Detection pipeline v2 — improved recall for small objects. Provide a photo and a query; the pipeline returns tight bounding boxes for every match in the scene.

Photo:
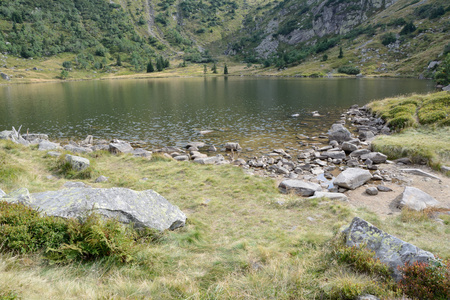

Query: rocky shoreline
[1,104,449,215]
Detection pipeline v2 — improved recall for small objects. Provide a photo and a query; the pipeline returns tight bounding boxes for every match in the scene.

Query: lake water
[0,77,434,156]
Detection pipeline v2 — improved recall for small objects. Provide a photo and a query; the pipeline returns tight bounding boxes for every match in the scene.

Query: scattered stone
[38,140,61,151]
[308,192,348,201]
[193,155,225,165]
[0,72,10,80]
[187,146,199,151]
[394,157,411,165]
[395,187,440,211]
[95,176,108,183]
[186,142,205,149]
[65,154,90,171]
[358,130,375,141]
[349,149,371,158]
[81,135,94,145]
[22,133,49,141]
[1,188,33,204]
[356,294,380,300]
[328,123,352,143]
[64,182,90,188]
[366,187,378,195]
[64,144,93,154]
[199,130,213,135]
[278,179,322,197]
[322,150,346,160]
[401,169,441,181]
[47,151,61,157]
[335,168,372,190]
[208,145,217,152]
[224,142,242,151]
[440,165,450,173]
[174,155,189,161]
[109,140,133,154]
[132,148,152,158]
[341,141,358,152]
[377,185,392,192]
[344,217,435,281]
[361,152,387,164]
[4,188,187,231]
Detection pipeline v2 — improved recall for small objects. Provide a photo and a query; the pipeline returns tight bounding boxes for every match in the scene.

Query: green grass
[368,92,450,169]
[0,139,449,298]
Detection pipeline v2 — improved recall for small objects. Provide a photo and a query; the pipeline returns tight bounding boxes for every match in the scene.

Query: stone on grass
[132,148,152,158]
[109,140,133,154]
[395,187,440,211]
[334,168,372,190]
[278,179,322,197]
[344,217,435,281]
[38,140,61,151]
[95,176,108,183]
[64,144,93,154]
[4,188,186,231]
[1,188,33,204]
[194,155,225,165]
[366,187,378,196]
[47,151,62,157]
[174,155,189,161]
[65,154,90,171]
[308,192,348,201]
[328,124,352,143]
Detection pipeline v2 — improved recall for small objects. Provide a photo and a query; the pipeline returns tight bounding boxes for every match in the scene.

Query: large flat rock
[279,179,322,196]
[344,217,435,281]
[334,168,372,190]
[2,187,186,231]
[395,186,440,211]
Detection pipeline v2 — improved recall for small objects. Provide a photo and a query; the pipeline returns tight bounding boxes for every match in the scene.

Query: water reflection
[0,77,433,156]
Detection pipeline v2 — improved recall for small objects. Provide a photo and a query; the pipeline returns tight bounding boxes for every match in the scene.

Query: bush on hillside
[400,21,416,35]
[434,54,450,86]
[338,65,360,75]
[381,32,396,46]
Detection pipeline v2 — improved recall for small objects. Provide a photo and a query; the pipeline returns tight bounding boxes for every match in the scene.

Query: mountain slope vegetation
[0,0,449,78]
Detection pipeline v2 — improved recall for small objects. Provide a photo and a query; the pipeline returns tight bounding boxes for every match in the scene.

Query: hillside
[0,0,449,79]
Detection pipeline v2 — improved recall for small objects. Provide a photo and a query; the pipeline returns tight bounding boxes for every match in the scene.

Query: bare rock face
[395,187,440,211]
[65,154,90,171]
[344,217,435,281]
[2,187,186,231]
[334,168,372,190]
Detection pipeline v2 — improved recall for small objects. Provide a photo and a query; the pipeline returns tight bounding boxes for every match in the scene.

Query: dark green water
[0,77,434,155]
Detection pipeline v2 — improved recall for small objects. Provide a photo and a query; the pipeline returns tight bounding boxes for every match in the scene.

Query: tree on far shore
[147,60,154,73]
[224,64,228,75]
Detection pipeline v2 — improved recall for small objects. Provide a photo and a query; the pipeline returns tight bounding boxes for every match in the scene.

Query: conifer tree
[212,62,217,74]
[116,55,122,66]
[224,64,228,75]
[338,47,343,59]
[147,60,154,73]
[156,56,163,71]
[203,65,207,74]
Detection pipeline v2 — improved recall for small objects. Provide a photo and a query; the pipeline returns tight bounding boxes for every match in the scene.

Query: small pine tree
[212,63,217,74]
[147,60,154,73]
[322,54,328,61]
[203,65,207,74]
[116,55,122,67]
[338,47,343,59]
[156,56,163,71]
[164,58,170,68]
[224,64,228,74]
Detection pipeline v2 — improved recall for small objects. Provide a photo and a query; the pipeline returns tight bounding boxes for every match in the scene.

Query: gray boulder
[132,148,152,158]
[443,84,450,92]
[174,155,189,161]
[349,149,371,158]
[377,185,393,192]
[95,176,108,183]
[395,187,440,211]
[38,140,61,151]
[308,192,348,201]
[361,152,387,164]
[22,133,49,141]
[335,168,372,190]
[401,169,441,180]
[1,188,33,204]
[193,155,226,165]
[47,151,62,157]
[328,124,352,143]
[322,150,346,160]
[366,187,378,195]
[344,217,435,281]
[65,154,90,171]
[358,131,375,141]
[186,142,205,149]
[341,141,358,152]
[279,179,322,197]
[1,72,11,80]
[109,140,133,154]
[4,188,186,231]
[224,142,242,151]
[64,144,93,154]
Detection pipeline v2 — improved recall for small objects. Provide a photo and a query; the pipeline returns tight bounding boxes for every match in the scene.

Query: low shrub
[0,202,68,253]
[381,32,397,46]
[336,245,391,278]
[398,258,450,300]
[338,65,360,75]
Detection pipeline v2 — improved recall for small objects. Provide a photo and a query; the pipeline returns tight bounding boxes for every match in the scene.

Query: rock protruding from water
[3,187,186,231]
[328,124,352,143]
[394,187,440,211]
[278,179,322,196]
[65,154,90,171]
[344,217,435,281]
[334,168,372,190]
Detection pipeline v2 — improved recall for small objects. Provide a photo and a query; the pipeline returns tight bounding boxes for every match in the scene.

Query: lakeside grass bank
[1,129,449,298]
